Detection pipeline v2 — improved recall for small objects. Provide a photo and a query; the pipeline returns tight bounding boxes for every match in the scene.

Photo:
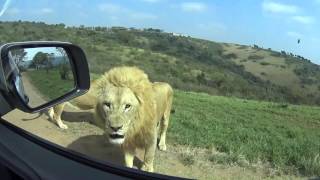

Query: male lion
[49,66,173,172]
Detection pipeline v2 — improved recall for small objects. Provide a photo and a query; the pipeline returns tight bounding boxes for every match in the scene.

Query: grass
[209,153,247,166]
[179,153,195,166]
[25,69,74,100]
[168,90,320,176]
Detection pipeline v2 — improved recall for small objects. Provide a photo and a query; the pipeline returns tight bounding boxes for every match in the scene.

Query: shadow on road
[67,134,143,169]
[61,111,94,123]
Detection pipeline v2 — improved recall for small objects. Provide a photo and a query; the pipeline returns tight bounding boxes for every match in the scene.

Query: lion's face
[97,85,140,145]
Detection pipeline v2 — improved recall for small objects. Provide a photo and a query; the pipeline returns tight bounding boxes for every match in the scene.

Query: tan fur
[49,66,173,172]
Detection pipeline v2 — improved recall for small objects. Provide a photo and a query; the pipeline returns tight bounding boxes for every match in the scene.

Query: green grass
[179,153,195,166]
[168,90,320,175]
[26,69,74,100]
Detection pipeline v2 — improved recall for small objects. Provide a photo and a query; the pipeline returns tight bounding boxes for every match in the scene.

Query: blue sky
[1,0,320,64]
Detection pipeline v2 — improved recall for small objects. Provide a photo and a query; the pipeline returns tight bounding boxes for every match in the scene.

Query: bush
[248,55,263,60]
[270,52,281,57]
[237,45,247,49]
[260,62,270,66]
[222,53,238,59]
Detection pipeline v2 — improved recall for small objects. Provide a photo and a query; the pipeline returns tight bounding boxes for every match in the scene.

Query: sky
[1,0,320,64]
[24,47,63,61]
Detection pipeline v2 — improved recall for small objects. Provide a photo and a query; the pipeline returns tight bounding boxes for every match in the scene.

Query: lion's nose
[110,125,123,132]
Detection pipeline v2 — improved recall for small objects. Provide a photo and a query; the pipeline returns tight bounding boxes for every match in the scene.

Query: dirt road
[1,76,306,180]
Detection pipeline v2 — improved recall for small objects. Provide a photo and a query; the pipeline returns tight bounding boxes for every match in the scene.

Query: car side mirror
[0,41,90,113]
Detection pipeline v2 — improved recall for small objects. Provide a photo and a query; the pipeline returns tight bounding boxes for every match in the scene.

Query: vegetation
[25,69,74,100]
[1,21,320,106]
[260,62,270,66]
[248,55,263,60]
[169,90,320,175]
[27,70,320,175]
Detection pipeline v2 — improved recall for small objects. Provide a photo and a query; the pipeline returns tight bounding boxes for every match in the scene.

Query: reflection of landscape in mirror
[10,47,74,108]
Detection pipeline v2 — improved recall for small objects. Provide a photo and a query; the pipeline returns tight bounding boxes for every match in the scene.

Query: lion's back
[153,82,173,119]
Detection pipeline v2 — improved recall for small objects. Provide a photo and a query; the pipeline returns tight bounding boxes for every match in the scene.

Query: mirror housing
[0,41,90,114]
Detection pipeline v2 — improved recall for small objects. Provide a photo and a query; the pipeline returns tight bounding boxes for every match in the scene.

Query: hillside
[1,21,320,105]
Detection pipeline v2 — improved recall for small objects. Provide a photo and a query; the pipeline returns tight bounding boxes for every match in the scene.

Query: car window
[1,0,320,179]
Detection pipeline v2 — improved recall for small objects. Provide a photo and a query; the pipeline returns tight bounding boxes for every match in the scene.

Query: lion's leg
[53,103,68,129]
[123,151,134,168]
[158,105,171,151]
[141,131,157,172]
[48,107,54,120]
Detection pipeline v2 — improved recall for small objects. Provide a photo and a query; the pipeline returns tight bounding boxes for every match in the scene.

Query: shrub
[270,52,281,57]
[248,55,263,60]
[179,153,195,166]
[260,62,270,66]
[237,45,247,50]
[222,53,238,59]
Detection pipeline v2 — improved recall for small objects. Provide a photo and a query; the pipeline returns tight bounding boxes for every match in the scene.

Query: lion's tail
[170,109,175,114]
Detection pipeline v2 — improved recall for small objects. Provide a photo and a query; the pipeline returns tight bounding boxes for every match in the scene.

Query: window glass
[1,0,320,179]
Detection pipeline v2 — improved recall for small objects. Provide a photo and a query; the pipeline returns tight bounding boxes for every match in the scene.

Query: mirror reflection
[8,47,75,108]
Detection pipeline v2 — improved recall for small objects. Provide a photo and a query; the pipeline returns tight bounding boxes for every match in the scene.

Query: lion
[48,66,173,172]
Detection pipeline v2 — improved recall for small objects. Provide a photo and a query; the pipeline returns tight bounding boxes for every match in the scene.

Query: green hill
[1,21,320,105]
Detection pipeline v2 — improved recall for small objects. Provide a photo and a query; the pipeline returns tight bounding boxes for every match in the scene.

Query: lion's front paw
[48,108,54,120]
[158,143,167,151]
[57,122,68,129]
[141,163,154,172]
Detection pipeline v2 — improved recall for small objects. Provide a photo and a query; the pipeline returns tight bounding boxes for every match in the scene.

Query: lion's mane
[94,66,157,151]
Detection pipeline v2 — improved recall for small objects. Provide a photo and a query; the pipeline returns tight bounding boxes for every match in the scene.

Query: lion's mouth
[109,133,124,139]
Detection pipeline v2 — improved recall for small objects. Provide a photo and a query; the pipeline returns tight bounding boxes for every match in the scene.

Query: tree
[197,72,207,85]
[56,47,71,80]
[32,52,52,73]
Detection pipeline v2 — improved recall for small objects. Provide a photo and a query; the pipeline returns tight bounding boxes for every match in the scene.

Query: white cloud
[40,8,53,14]
[262,1,299,14]
[287,31,302,38]
[291,15,315,24]
[181,2,207,12]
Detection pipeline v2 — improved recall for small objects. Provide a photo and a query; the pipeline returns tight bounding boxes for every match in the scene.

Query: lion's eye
[103,102,111,108]
[125,104,131,109]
